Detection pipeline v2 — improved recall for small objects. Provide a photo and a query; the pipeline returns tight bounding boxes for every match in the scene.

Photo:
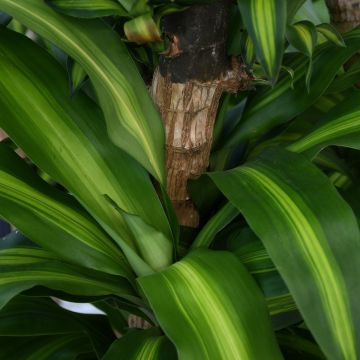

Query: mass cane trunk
[151,0,248,227]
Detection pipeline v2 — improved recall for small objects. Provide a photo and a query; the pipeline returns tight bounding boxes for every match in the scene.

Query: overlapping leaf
[139,249,283,360]
[238,0,286,83]
[0,0,165,182]
[288,93,360,156]
[0,247,136,310]
[222,28,360,149]
[210,148,360,359]
[0,27,172,257]
[103,329,176,360]
[0,143,131,277]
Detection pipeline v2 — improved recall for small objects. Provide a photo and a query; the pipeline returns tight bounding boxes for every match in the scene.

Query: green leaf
[106,196,173,272]
[0,0,165,182]
[288,92,360,156]
[138,249,283,360]
[237,0,286,83]
[326,60,360,94]
[0,143,131,277]
[192,202,239,249]
[124,13,162,44]
[46,0,128,18]
[103,329,177,360]
[0,334,93,360]
[222,28,360,149]
[210,148,360,359]
[0,27,171,251]
[67,57,88,96]
[287,0,306,23]
[316,23,346,47]
[0,247,136,310]
[0,294,117,357]
[286,20,317,89]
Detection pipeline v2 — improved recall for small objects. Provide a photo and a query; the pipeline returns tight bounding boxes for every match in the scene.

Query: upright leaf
[223,28,360,149]
[138,249,283,360]
[237,0,286,83]
[286,21,317,90]
[0,27,171,251]
[0,0,165,182]
[210,148,360,359]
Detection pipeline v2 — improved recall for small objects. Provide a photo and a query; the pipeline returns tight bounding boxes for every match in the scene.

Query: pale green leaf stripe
[0,27,171,250]
[139,250,282,360]
[289,111,360,153]
[0,247,135,309]
[238,167,354,358]
[317,23,345,47]
[0,169,131,276]
[287,21,316,56]
[0,0,165,182]
[210,148,360,359]
[102,329,176,360]
[136,338,163,359]
[238,0,286,82]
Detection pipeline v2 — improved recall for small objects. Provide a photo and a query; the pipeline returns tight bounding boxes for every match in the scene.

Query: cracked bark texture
[326,0,360,32]
[151,1,250,227]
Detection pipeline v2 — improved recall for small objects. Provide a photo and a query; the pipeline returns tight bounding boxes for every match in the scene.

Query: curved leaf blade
[46,0,128,18]
[0,0,165,182]
[103,329,177,360]
[0,27,171,249]
[138,249,283,360]
[0,143,131,277]
[210,148,360,359]
[288,93,360,155]
[223,28,360,149]
[0,247,136,310]
[238,0,286,83]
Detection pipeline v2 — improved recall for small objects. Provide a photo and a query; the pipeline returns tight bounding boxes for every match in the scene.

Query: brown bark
[151,1,251,228]
[326,0,360,32]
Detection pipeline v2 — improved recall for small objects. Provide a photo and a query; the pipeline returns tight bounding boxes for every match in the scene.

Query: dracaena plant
[0,0,359,359]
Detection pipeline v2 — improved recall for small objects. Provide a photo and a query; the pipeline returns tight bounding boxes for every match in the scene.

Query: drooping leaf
[0,27,171,253]
[103,328,177,360]
[45,0,128,18]
[0,247,136,310]
[316,23,345,47]
[288,93,360,156]
[138,249,283,360]
[237,0,286,83]
[210,148,360,359]
[0,143,131,277]
[0,0,165,182]
[222,28,360,149]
